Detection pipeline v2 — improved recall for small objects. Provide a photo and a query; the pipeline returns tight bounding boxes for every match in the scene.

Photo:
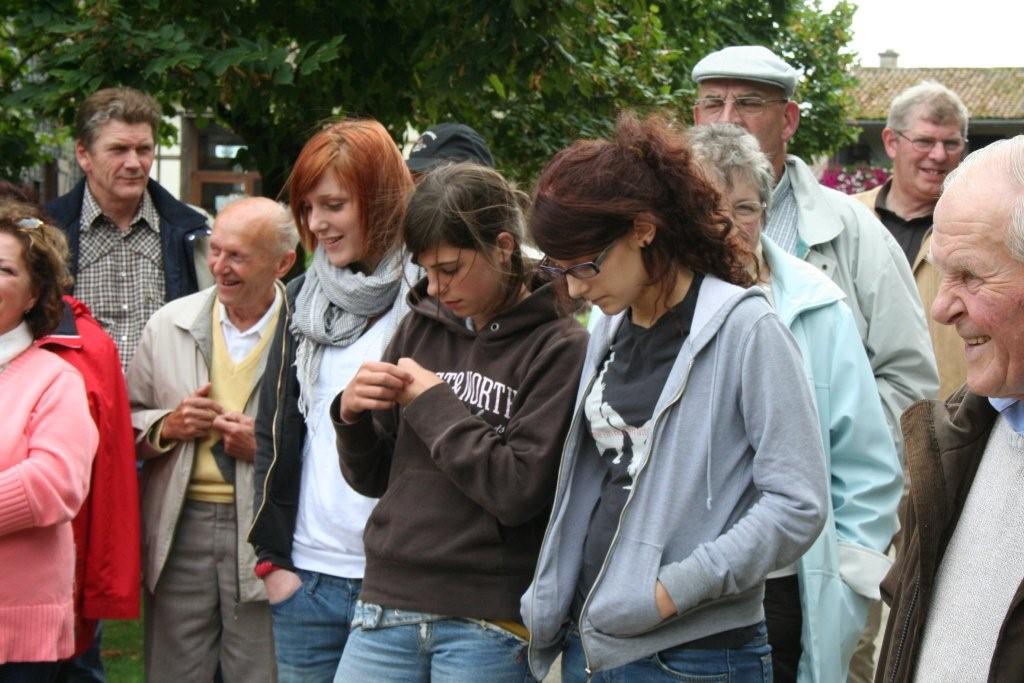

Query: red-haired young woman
[248,119,417,683]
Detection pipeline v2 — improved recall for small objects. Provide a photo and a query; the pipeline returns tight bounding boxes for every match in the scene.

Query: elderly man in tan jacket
[855,81,970,400]
[127,197,296,683]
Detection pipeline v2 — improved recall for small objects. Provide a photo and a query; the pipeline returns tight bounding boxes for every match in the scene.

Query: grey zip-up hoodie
[521,275,828,678]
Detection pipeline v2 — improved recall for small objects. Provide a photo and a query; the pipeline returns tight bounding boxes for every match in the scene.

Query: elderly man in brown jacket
[876,136,1024,682]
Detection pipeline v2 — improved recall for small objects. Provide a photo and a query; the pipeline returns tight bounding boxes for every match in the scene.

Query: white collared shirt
[218,288,282,363]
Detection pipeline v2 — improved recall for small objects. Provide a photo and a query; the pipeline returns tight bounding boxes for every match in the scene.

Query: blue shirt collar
[989,397,1024,434]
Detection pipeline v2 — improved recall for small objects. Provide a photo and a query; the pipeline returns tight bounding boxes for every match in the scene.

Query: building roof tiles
[851,67,1024,120]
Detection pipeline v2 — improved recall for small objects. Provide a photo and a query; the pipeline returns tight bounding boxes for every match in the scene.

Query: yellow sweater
[187,303,279,503]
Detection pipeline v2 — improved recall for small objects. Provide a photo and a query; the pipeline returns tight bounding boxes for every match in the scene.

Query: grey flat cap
[691,46,800,98]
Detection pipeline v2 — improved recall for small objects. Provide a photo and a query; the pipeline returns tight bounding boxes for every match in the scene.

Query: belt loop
[307,571,321,595]
[366,602,383,628]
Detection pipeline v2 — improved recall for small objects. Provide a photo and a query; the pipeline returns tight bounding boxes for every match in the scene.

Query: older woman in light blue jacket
[692,124,903,682]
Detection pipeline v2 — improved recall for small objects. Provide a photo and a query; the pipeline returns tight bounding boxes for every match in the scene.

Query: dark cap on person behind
[406,123,495,172]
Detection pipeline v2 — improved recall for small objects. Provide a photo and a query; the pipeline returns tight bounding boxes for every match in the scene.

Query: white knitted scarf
[290,245,413,417]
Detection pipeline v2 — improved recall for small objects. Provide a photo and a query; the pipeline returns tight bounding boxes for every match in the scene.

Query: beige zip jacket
[127,284,283,603]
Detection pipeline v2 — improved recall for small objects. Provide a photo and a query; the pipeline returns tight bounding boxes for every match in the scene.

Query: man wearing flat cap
[692,45,939,683]
[692,46,937,446]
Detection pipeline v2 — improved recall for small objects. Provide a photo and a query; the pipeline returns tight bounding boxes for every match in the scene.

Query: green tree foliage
[442,1,687,182]
[0,30,53,181]
[658,0,859,160]
[1,0,856,191]
[776,0,860,161]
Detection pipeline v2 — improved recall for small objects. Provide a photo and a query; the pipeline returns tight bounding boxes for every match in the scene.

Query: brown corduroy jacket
[876,388,1024,682]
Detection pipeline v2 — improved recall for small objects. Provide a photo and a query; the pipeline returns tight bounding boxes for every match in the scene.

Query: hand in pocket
[655,580,678,619]
[264,568,302,605]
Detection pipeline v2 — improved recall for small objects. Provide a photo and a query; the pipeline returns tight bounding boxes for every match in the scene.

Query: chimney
[879,50,899,68]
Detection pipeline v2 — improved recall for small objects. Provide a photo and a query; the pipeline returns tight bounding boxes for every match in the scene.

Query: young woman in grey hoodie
[522,113,828,682]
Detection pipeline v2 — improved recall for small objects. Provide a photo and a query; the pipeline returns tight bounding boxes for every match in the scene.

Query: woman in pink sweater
[0,201,97,682]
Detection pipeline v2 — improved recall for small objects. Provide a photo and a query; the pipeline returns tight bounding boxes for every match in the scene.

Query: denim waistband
[351,601,527,643]
[351,601,449,630]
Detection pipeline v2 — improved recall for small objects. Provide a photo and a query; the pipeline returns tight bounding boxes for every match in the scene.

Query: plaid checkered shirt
[75,184,164,371]
[764,167,801,256]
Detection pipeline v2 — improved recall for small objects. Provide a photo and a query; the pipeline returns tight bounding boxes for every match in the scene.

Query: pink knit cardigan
[0,347,98,663]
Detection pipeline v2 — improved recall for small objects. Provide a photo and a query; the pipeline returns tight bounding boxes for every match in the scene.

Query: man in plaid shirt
[46,87,210,371]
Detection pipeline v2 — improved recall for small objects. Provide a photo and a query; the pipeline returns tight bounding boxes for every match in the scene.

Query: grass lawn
[102,618,144,682]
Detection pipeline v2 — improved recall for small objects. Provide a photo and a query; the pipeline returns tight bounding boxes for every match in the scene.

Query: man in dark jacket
[46,86,209,371]
[877,135,1024,682]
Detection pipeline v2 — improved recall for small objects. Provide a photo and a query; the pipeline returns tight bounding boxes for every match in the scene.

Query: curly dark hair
[529,112,753,301]
[0,199,71,339]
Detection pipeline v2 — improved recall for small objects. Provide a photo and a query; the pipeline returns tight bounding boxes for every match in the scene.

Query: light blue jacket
[762,236,902,681]
[522,276,828,679]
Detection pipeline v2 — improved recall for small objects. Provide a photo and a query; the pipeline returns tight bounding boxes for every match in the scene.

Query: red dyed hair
[529,112,752,293]
[288,119,414,263]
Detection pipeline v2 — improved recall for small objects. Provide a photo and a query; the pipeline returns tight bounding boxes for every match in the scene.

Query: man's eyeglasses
[894,130,967,154]
[694,95,787,117]
[537,241,616,280]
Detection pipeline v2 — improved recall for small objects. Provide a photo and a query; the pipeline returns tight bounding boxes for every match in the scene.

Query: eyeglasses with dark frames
[537,241,616,280]
[893,129,967,154]
[694,95,788,117]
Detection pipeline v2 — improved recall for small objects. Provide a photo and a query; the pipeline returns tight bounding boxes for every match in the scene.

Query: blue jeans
[56,621,105,682]
[562,622,773,682]
[0,662,60,683]
[333,601,533,683]
[270,569,360,683]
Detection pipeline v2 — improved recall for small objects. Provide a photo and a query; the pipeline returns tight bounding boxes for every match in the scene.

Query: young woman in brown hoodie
[331,162,588,682]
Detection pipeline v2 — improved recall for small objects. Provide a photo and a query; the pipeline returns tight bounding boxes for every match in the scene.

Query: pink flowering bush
[820,164,889,195]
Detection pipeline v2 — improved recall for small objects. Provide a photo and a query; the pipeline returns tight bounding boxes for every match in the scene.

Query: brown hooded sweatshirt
[331,278,588,621]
